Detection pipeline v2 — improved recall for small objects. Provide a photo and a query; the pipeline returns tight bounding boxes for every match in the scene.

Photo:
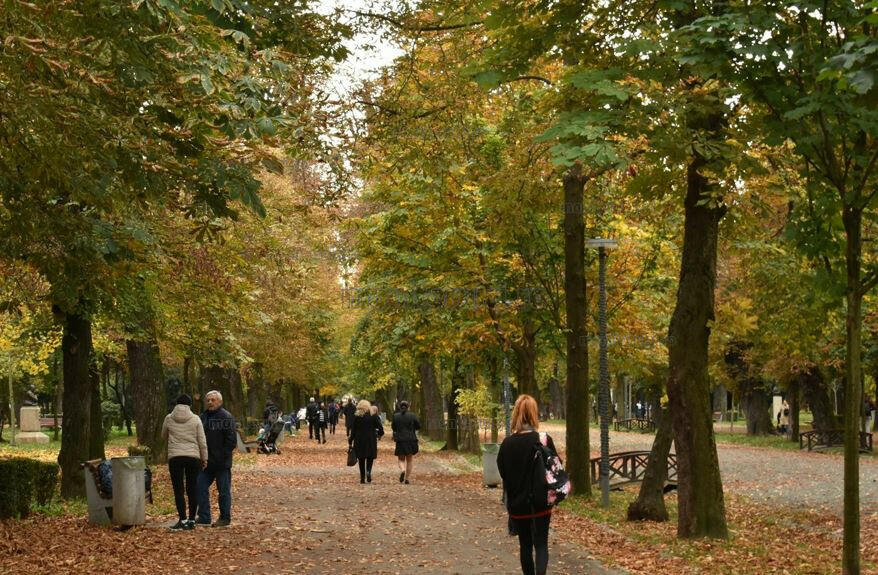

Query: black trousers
[309,420,317,439]
[168,456,201,521]
[357,457,374,481]
[511,514,551,575]
[317,424,326,442]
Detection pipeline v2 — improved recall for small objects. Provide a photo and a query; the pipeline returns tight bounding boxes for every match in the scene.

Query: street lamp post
[503,356,511,437]
[587,238,617,508]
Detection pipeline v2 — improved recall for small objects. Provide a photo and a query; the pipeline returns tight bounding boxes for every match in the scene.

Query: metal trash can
[111,457,146,526]
[482,443,502,487]
[83,467,111,526]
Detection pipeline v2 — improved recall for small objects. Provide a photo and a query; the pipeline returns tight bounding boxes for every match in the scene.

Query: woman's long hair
[511,394,540,433]
[355,399,371,417]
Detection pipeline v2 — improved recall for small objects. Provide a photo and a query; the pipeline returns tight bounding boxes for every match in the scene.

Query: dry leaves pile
[3,431,876,574]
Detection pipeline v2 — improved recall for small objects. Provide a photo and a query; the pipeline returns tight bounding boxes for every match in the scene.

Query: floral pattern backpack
[530,432,571,508]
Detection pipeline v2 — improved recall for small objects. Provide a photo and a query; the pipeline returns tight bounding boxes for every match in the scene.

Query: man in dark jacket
[196,390,236,528]
[343,398,356,437]
[306,397,319,440]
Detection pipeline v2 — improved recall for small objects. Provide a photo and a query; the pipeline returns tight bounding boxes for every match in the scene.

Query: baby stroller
[257,413,285,455]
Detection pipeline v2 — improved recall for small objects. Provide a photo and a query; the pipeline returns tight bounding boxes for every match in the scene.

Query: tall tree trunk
[842,206,864,574]
[563,162,591,497]
[513,320,538,400]
[419,358,444,441]
[444,361,461,451]
[549,360,565,419]
[788,377,800,442]
[53,353,61,441]
[627,407,673,522]
[89,358,104,459]
[739,383,773,436]
[800,367,837,432]
[127,338,167,463]
[225,368,245,422]
[460,366,481,453]
[724,342,772,435]
[182,356,191,396]
[58,311,93,499]
[248,363,266,419]
[665,154,728,539]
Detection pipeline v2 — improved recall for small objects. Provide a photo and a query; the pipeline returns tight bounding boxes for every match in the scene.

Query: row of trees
[343,1,878,572]
[1,1,352,498]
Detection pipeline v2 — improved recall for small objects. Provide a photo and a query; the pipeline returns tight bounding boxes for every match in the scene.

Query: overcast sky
[317,0,404,102]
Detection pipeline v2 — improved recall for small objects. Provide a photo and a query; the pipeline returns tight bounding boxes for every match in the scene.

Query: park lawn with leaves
[555,489,878,574]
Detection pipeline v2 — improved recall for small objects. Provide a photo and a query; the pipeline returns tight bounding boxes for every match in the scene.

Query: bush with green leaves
[0,458,59,519]
[100,400,122,440]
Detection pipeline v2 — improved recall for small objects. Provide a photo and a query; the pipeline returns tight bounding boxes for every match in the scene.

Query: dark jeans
[309,420,317,439]
[197,467,232,522]
[330,420,337,434]
[168,456,200,521]
[357,457,374,481]
[512,514,551,575]
[346,425,351,437]
[317,424,326,442]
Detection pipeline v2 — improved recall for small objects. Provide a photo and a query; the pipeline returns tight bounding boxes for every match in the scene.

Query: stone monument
[17,406,49,444]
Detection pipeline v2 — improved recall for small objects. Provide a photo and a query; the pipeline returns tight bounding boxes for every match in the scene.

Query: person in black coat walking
[391,400,420,484]
[328,401,339,434]
[196,390,237,528]
[306,397,319,441]
[497,394,559,575]
[348,399,384,483]
[343,398,356,437]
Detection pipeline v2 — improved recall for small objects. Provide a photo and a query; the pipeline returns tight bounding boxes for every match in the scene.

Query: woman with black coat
[497,394,559,575]
[391,400,420,484]
[348,399,384,483]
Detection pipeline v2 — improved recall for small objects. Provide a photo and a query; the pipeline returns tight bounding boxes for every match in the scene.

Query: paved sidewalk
[541,423,878,515]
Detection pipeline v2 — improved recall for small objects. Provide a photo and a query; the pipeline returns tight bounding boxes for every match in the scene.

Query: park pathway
[540,423,878,516]
[223,428,616,574]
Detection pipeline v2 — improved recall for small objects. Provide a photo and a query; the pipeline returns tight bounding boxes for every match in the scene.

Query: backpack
[529,432,571,509]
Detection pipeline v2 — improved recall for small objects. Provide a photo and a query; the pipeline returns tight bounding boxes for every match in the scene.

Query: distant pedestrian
[392,400,420,484]
[196,390,236,528]
[162,394,207,531]
[497,394,560,575]
[349,399,384,483]
[306,397,319,441]
[328,401,339,435]
[343,398,356,437]
[317,402,328,444]
[263,400,280,435]
[780,400,790,435]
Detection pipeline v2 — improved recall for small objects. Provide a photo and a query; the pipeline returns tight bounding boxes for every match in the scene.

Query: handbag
[346,446,357,467]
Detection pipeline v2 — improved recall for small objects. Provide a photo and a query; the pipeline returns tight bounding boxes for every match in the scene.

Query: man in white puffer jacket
[161,394,208,531]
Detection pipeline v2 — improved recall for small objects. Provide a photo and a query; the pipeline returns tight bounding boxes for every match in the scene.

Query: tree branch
[348,10,483,32]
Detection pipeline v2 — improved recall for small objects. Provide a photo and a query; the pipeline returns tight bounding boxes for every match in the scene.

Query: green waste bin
[482,443,501,487]
[111,457,146,526]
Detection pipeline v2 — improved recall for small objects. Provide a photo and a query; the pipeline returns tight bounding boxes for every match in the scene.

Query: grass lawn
[556,486,875,574]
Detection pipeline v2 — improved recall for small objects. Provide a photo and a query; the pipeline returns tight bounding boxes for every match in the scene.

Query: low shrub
[0,458,59,519]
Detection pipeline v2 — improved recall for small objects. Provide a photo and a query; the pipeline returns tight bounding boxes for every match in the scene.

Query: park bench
[799,429,873,452]
[613,418,655,433]
[590,450,678,488]
[236,429,259,453]
[39,416,62,430]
